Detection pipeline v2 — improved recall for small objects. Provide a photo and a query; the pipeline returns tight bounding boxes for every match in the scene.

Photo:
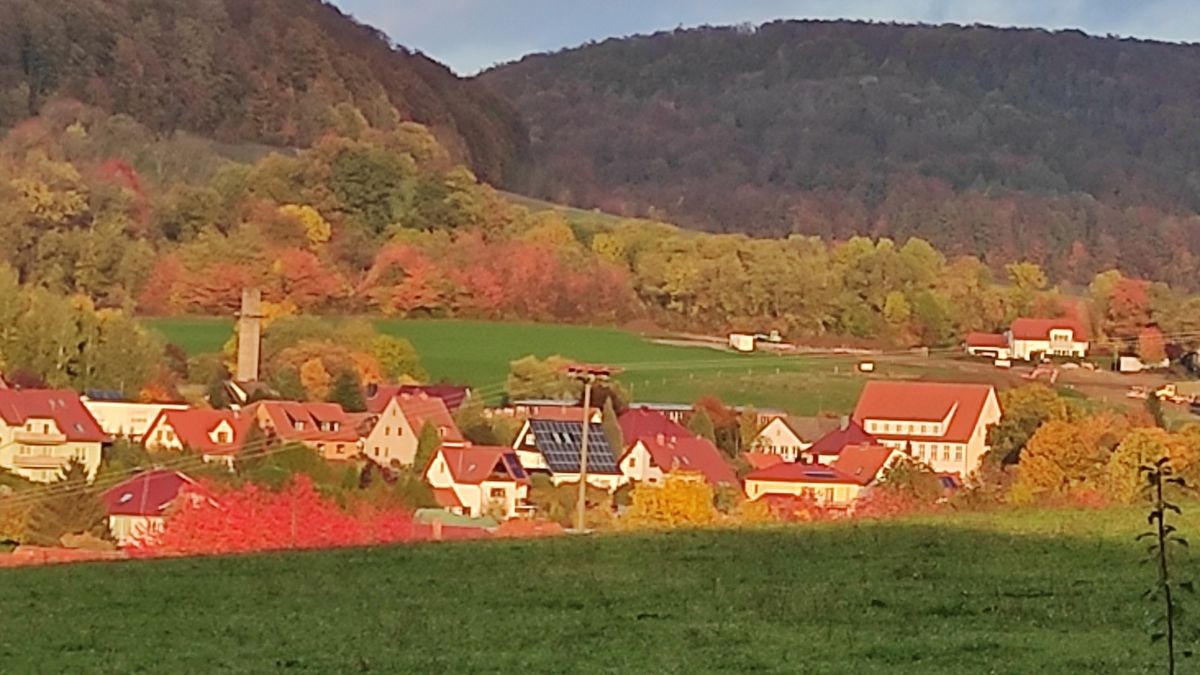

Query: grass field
[0,506,1186,673]
[145,317,916,413]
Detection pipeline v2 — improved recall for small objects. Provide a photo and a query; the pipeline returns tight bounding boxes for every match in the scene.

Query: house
[616,408,737,488]
[507,399,603,423]
[629,402,692,424]
[0,389,106,483]
[964,332,1012,360]
[852,381,1001,476]
[102,470,206,546]
[729,333,757,352]
[361,392,466,467]
[803,419,877,465]
[512,419,625,490]
[744,444,904,507]
[144,409,254,467]
[1008,317,1089,361]
[424,446,531,519]
[81,394,188,442]
[753,416,841,462]
[619,433,738,488]
[365,383,472,415]
[247,401,375,461]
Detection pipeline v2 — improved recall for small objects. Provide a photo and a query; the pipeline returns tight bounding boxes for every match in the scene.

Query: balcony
[14,429,68,445]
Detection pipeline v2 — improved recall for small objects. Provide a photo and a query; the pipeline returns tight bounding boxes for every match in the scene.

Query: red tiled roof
[102,470,200,516]
[830,444,897,485]
[431,488,462,508]
[396,393,464,444]
[439,446,529,485]
[150,409,253,455]
[366,384,471,414]
[965,332,1008,348]
[742,452,785,470]
[852,381,993,443]
[249,401,364,443]
[1010,317,1089,341]
[525,406,592,423]
[636,434,738,486]
[807,420,876,457]
[746,462,855,484]
[0,390,105,443]
[618,407,693,446]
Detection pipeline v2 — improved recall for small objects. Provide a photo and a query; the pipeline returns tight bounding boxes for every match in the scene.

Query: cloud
[333,0,1200,74]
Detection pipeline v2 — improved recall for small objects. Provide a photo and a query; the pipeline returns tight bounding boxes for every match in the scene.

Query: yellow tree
[1015,413,1129,499]
[624,472,716,528]
[299,358,331,401]
[1106,428,1179,503]
[277,204,331,248]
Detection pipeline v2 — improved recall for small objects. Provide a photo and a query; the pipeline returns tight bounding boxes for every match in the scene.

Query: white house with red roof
[361,392,466,467]
[102,469,207,546]
[803,419,878,465]
[852,381,1001,476]
[365,384,472,415]
[425,446,531,519]
[81,397,189,442]
[144,409,254,468]
[1007,317,1089,361]
[744,444,904,507]
[0,389,106,482]
[963,332,1012,360]
[616,408,738,488]
[753,416,841,463]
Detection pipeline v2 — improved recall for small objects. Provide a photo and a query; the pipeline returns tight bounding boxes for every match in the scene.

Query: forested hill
[0,0,526,183]
[483,21,1200,283]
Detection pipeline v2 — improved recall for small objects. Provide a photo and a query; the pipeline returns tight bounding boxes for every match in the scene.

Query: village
[3,286,1177,558]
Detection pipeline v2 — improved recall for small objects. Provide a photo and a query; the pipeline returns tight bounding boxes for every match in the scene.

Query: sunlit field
[0,506,1183,673]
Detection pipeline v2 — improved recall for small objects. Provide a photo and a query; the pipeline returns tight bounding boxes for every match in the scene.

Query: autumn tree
[624,472,716,528]
[1105,428,1179,503]
[413,422,442,471]
[504,355,580,402]
[687,408,717,443]
[22,463,109,547]
[327,370,366,413]
[1014,414,1129,500]
[986,385,1076,466]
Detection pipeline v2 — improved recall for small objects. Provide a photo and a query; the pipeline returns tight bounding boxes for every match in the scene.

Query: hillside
[0,0,526,183]
[483,21,1200,284]
[0,508,1173,672]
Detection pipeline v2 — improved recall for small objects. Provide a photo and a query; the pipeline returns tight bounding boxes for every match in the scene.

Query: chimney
[235,288,263,382]
[655,433,665,445]
[840,415,850,431]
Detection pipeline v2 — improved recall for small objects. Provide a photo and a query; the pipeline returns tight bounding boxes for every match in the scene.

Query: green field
[144,317,903,413]
[0,507,1186,672]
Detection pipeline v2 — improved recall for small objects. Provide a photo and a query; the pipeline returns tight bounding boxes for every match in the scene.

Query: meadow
[144,317,908,413]
[0,506,1185,673]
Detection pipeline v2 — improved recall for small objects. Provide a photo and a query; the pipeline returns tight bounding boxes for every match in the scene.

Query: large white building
[1008,318,1089,361]
[0,390,106,482]
[852,381,1002,477]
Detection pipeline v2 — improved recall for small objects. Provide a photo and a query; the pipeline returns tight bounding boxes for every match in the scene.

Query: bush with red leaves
[130,476,423,558]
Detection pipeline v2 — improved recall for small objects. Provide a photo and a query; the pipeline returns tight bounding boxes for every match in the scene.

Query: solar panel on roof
[502,453,527,479]
[527,420,620,475]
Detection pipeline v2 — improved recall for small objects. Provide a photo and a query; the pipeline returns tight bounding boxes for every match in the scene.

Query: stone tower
[236,288,264,382]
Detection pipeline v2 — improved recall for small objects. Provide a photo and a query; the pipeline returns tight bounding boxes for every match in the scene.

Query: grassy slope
[143,317,951,413]
[0,506,1180,673]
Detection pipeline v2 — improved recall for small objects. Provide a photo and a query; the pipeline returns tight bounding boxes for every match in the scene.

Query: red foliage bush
[852,487,938,519]
[131,476,423,558]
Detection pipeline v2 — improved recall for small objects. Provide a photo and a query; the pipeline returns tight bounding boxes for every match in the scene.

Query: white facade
[753,418,811,462]
[619,441,664,484]
[425,451,530,519]
[859,389,1002,475]
[729,333,756,352]
[82,400,188,442]
[0,417,101,483]
[1009,329,1088,361]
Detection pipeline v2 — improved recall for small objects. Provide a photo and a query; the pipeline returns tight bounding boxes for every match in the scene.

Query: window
[630,456,637,469]
[216,431,230,443]
[954,447,963,461]
[920,424,927,434]
[42,423,49,434]
[824,488,835,503]
[156,430,164,441]
[489,488,506,499]
[384,427,391,436]
[942,447,951,461]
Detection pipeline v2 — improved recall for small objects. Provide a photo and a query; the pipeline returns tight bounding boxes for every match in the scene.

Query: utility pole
[566,363,619,533]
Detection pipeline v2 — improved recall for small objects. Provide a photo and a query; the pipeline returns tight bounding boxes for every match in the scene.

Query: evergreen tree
[687,408,717,443]
[327,370,366,412]
[269,367,307,402]
[206,377,231,409]
[413,421,442,471]
[455,394,497,445]
[22,463,109,547]
[601,397,625,453]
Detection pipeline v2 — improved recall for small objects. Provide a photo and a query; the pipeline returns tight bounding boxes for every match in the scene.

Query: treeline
[0,0,525,182]
[484,20,1200,285]
[7,104,1200,349]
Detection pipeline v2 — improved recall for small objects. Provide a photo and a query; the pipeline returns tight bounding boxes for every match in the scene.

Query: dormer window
[217,431,230,444]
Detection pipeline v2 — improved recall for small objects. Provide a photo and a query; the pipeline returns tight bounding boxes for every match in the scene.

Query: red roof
[525,406,593,423]
[149,409,253,455]
[807,420,876,457]
[396,393,464,444]
[746,444,894,486]
[439,446,529,485]
[635,434,738,486]
[618,407,693,446]
[742,452,785,470]
[431,488,462,508]
[852,381,994,443]
[102,470,200,516]
[249,401,365,443]
[366,384,470,414]
[965,332,1008,348]
[0,389,105,443]
[1010,317,1089,341]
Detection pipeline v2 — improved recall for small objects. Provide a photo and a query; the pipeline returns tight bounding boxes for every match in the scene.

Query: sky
[332,0,1200,75]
